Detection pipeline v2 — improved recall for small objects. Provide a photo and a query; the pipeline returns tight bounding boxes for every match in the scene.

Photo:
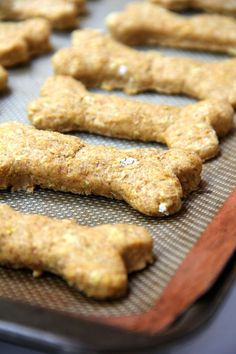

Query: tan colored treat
[28,76,233,161]
[107,3,236,55]
[0,204,153,299]
[149,0,236,16]
[0,18,51,67]
[0,65,8,90]
[0,122,202,216]
[0,0,85,30]
[52,29,236,106]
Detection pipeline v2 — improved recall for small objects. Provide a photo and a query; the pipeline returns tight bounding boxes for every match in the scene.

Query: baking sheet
[0,0,235,319]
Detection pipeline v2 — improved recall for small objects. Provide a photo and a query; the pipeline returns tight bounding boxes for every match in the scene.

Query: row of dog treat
[0,1,155,300]
[0,0,235,299]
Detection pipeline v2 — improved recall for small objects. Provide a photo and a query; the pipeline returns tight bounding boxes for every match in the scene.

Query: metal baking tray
[0,0,235,352]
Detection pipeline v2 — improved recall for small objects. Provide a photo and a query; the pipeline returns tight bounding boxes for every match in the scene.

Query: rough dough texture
[28,76,233,161]
[107,3,236,55]
[0,122,202,217]
[0,204,153,299]
[149,0,236,16]
[0,18,51,67]
[52,29,236,106]
[0,65,8,90]
[0,0,85,30]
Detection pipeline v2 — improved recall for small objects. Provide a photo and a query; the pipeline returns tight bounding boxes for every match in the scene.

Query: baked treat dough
[0,204,153,299]
[0,122,202,216]
[0,0,85,30]
[149,0,236,16]
[52,29,236,106]
[28,76,233,161]
[0,65,8,90]
[107,3,236,55]
[0,18,51,67]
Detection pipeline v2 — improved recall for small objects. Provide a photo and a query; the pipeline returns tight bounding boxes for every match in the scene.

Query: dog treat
[0,204,153,299]
[0,0,85,30]
[149,0,236,16]
[107,3,236,55]
[0,65,8,91]
[52,29,236,106]
[28,76,233,161]
[0,122,202,216]
[0,19,51,67]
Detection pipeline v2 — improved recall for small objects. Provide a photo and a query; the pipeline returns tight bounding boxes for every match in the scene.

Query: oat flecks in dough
[107,3,236,55]
[158,202,168,214]
[120,157,138,167]
[0,65,8,91]
[0,122,202,216]
[0,204,154,299]
[0,0,85,30]
[0,18,51,67]
[118,64,128,76]
[149,0,236,16]
[52,29,236,106]
[28,76,233,161]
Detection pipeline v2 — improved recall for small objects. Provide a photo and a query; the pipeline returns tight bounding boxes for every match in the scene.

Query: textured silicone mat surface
[0,0,235,318]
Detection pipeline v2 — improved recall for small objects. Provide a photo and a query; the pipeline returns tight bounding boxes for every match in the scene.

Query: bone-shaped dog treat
[52,29,236,106]
[0,19,51,67]
[28,76,233,161]
[0,65,8,91]
[107,3,236,55]
[149,0,236,16]
[0,204,153,299]
[0,122,202,216]
[0,0,85,30]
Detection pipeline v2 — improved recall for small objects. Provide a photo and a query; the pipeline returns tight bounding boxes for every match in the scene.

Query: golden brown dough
[28,76,233,161]
[0,65,8,90]
[0,0,85,30]
[0,122,202,216]
[0,18,51,67]
[107,3,236,55]
[0,204,153,299]
[149,0,236,16]
[52,29,236,106]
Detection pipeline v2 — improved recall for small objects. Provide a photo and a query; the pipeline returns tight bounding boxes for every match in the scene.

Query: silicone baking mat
[0,0,235,331]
